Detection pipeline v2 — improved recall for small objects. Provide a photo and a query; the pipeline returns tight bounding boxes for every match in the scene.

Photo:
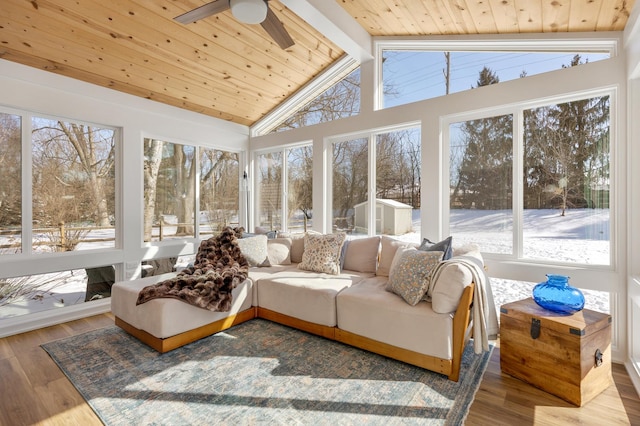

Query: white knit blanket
[429,255,499,354]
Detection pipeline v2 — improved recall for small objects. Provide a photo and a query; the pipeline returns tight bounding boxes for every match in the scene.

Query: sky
[382,51,610,108]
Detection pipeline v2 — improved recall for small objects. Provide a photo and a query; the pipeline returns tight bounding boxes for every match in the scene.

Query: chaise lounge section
[111,231,496,381]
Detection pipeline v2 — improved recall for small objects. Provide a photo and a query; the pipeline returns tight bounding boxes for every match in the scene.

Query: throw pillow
[267,237,292,265]
[387,247,443,305]
[419,236,453,260]
[342,236,381,273]
[298,232,346,275]
[236,235,270,267]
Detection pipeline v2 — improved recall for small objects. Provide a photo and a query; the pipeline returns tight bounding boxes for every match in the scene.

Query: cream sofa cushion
[111,273,253,339]
[377,236,411,277]
[342,236,381,273]
[255,267,371,327]
[336,276,454,360]
[429,248,483,313]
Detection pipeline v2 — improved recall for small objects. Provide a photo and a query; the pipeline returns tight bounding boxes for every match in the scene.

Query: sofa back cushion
[342,236,381,273]
[429,247,483,313]
[377,236,414,277]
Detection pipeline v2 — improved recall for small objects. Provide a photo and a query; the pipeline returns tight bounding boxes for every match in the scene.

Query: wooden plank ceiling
[0,1,636,127]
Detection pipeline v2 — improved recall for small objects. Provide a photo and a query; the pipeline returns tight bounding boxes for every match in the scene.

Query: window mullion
[369,133,376,236]
[282,148,288,233]
[22,114,33,255]
[513,109,524,259]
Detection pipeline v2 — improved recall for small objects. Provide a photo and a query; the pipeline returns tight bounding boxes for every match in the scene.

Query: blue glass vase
[532,274,585,314]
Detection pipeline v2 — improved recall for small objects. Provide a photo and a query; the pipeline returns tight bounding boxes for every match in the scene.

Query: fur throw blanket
[136,227,249,312]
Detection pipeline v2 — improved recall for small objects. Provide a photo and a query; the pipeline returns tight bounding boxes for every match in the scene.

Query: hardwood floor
[0,313,638,425]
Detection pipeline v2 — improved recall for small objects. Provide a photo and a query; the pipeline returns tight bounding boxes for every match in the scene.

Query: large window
[256,145,313,234]
[0,114,117,255]
[0,112,21,254]
[333,138,368,234]
[449,113,513,254]
[199,148,240,237]
[522,96,610,264]
[448,93,611,265]
[32,118,116,252]
[331,127,420,241]
[144,139,196,242]
[0,111,117,316]
[381,50,609,109]
[144,139,240,241]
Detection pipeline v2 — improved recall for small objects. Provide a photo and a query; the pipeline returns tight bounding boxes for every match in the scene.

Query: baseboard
[0,298,111,338]
[625,359,640,397]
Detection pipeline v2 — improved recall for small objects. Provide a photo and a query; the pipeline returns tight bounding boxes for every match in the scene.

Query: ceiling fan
[175,0,295,49]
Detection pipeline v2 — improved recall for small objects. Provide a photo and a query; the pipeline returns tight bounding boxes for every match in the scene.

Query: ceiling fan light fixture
[229,0,268,25]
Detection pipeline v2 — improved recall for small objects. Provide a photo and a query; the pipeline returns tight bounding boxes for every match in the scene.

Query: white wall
[0,59,250,336]
[624,3,640,394]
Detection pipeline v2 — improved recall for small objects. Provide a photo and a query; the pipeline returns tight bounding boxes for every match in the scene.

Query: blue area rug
[42,319,492,425]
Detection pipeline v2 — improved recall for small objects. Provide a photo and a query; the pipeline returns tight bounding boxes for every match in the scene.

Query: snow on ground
[0,208,611,320]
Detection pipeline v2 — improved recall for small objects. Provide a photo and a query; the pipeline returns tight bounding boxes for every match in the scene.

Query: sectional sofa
[111,232,497,381]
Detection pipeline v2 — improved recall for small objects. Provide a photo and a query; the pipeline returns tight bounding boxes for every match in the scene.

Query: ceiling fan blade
[174,0,230,24]
[261,6,294,49]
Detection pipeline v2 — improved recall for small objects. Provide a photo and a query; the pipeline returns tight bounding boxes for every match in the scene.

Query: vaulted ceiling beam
[280,0,373,62]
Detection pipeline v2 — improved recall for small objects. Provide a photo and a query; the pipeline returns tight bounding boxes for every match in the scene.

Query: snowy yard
[0,208,611,319]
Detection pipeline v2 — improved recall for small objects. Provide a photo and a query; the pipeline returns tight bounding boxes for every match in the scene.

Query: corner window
[256,145,313,234]
[448,93,611,265]
[330,126,421,242]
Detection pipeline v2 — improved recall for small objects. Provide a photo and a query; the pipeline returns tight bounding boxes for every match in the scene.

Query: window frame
[441,86,617,268]
[326,122,421,237]
[252,141,314,234]
[374,34,619,111]
[0,107,121,258]
[141,133,245,246]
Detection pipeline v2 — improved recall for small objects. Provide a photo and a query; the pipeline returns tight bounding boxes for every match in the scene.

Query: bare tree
[143,139,163,241]
[31,119,115,228]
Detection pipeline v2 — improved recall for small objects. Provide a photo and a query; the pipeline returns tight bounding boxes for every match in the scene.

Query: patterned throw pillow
[298,233,347,275]
[236,235,270,267]
[388,248,443,305]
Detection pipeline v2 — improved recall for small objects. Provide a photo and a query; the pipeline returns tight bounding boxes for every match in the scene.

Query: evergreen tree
[523,55,610,214]
[454,67,513,209]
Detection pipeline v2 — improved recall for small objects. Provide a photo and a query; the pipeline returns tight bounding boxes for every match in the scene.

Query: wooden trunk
[500,297,612,406]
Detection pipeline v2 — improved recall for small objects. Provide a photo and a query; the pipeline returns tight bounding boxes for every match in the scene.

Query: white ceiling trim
[280,0,373,62]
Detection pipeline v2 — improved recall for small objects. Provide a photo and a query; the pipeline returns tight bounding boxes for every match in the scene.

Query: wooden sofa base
[114,283,475,382]
[256,307,336,339]
[334,328,452,376]
[115,306,256,353]
[256,284,475,382]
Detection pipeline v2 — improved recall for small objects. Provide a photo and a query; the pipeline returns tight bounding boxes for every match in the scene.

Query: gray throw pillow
[419,236,453,260]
